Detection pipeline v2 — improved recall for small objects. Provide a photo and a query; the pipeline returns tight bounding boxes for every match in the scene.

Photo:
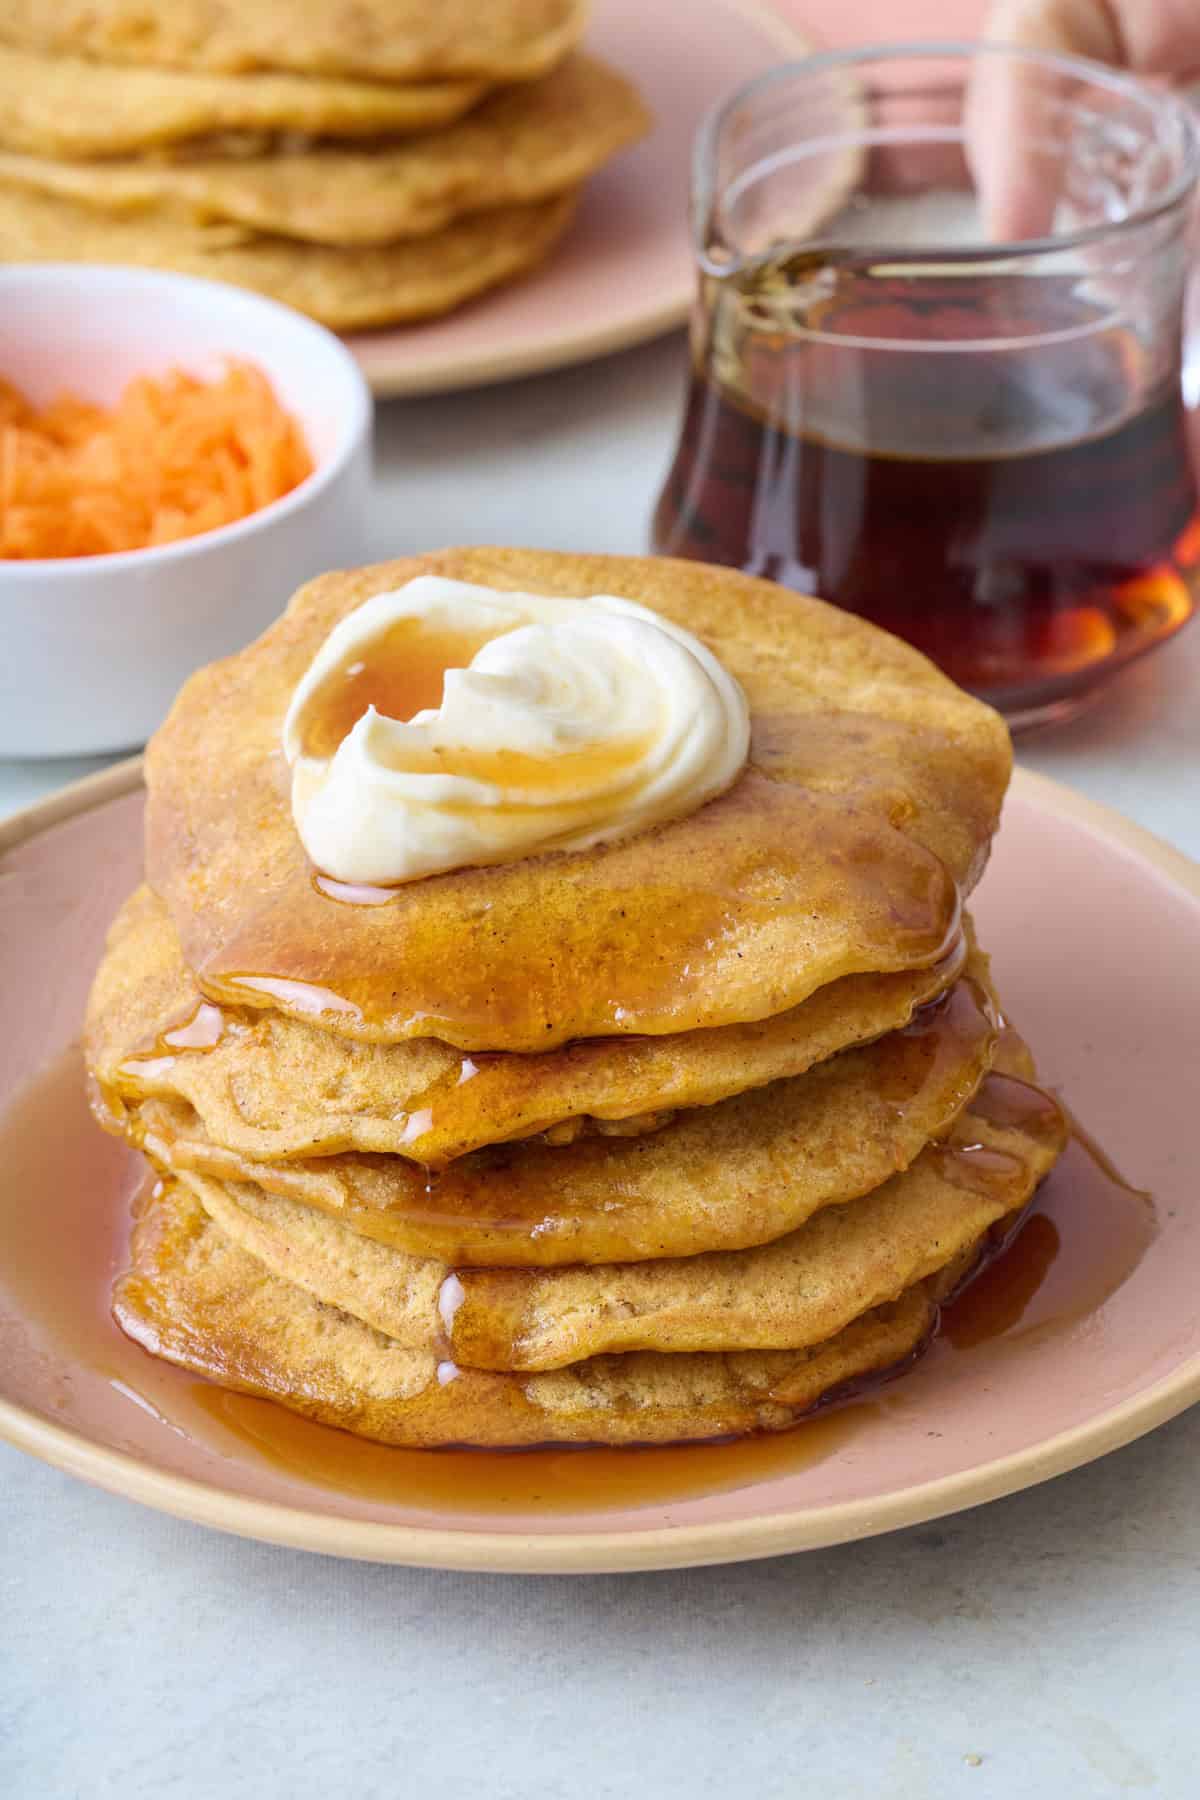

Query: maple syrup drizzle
[292,618,504,759]
[926,1139,1027,1199]
[292,607,666,803]
[278,608,668,916]
[166,715,968,1052]
[1059,1103,1154,1200]
[118,999,228,1089]
[966,1070,1067,1143]
[202,834,964,1047]
[0,1046,1159,1515]
[401,954,972,1170]
[375,972,1001,1270]
[230,973,364,1022]
[436,1273,465,1349]
[939,1213,1062,1351]
[313,874,396,906]
[924,1068,1070,1202]
[162,1002,225,1051]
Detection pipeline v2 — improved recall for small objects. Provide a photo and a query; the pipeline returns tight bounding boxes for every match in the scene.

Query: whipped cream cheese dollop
[283,575,751,886]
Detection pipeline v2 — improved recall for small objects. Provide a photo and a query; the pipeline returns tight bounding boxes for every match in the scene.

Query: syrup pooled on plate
[0,1047,1158,1517]
[188,1380,879,1513]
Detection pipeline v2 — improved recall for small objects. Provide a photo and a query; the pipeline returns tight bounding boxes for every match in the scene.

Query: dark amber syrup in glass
[654,262,1200,721]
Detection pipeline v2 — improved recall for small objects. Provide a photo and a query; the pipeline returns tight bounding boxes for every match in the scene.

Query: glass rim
[694,37,1200,268]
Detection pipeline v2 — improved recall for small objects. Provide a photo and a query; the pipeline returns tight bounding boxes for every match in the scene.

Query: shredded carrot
[0,362,314,559]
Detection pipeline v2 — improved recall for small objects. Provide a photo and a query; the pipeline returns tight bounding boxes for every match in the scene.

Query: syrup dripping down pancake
[142,550,1011,1052]
[89,885,971,1167]
[123,943,1001,1267]
[115,1183,942,1450]
[171,1046,1065,1371]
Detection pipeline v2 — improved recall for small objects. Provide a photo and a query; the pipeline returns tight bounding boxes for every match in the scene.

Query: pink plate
[345,0,809,396]
[1,762,1199,1572]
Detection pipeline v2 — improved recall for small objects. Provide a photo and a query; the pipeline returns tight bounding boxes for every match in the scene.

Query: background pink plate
[345,0,809,396]
[1,762,1199,1573]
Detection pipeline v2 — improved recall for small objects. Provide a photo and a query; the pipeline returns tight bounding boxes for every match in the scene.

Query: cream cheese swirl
[283,576,750,886]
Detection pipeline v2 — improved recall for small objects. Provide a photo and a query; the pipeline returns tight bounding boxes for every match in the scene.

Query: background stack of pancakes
[85,549,1067,1449]
[0,2,648,328]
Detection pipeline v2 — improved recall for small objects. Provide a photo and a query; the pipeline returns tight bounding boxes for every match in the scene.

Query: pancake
[0,1,588,84]
[0,55,648,246]
[144,550,1012,1053]
[0,45,488,159]
[0,186,577,330]
[88,884,968,1166]
[114,1176,940,1447]
[126,948,1000,1267]
[175,1058,1066,1369]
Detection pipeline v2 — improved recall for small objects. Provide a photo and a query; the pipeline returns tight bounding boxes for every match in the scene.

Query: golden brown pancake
[88,884,969,1166]
[0,1,588,84]
[0,45,488,158]
[144,551,1012,1053]
[0,186,577,330]
[0,56,648,245]
[114,1177,940,1447]
[176,1057,1067,1369]
[126,947,1000,1267]
[96,538,1045,1448]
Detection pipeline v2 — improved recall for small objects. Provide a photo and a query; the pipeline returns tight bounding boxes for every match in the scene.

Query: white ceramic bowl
[0,265,372,757]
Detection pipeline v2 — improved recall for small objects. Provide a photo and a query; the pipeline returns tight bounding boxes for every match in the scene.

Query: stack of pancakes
[86,549,1067,1448]
[0,3,647,328]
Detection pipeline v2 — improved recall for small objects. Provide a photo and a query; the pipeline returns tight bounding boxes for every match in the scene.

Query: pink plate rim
[343,0,812,398]
[2,757,1199,1572]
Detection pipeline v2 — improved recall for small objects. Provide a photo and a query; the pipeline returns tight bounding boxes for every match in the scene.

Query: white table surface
[3,330,1200,1799]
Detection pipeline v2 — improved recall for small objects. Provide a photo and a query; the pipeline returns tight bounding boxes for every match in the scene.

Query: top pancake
[0,46,488,159]
[0,1,588,82]
[146,550,1010,1052]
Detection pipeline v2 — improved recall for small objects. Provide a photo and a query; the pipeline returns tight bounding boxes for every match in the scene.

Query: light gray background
[3,334,1199,1798]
